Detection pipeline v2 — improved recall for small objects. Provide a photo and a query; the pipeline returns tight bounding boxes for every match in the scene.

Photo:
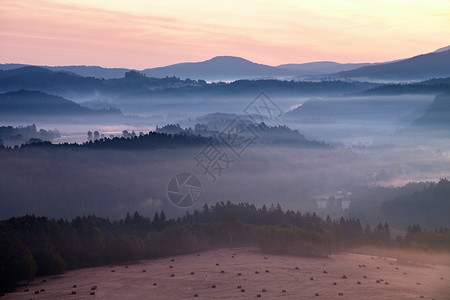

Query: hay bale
[241,289,246,293]
[153,283,157,286]
[90,291,95,296]
[71,291,76,295]
[310,277,314,281]
[72,285,77,288]
[333,282,337,285]
[338,292,344,296]
[315,293,319,296]
[194,293,198,297]
[295,266,299,270]
[190,272,195,275]
[323,270,327,274]
[282,289,286,293]
[170,274,175,277]
[211,285,216,288]
[220,270,225,273]
[262,288,267,292]
[34,291,39,294]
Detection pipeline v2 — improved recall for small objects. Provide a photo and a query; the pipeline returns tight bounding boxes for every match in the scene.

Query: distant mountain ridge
[0,66,378,102]
[142,56,294,81]
[1,44,449,81]
[1,58,370,81]
[0,64,129,79]
[335,49,450,81]
[434,45,450,53]
[277,61,373,76]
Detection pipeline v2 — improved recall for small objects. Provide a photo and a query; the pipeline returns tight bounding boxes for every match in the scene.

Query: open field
[4,248,449,299]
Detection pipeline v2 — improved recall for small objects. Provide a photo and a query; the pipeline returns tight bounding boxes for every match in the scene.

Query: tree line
[1,201,449,293]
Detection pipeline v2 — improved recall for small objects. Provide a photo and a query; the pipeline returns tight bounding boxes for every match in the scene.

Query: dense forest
[381,178,450,228]
[0,124,60,147]
[1,201,449,294]
[0,130,211,150]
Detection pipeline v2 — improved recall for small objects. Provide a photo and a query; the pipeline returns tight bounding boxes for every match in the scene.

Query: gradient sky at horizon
[1,0,449,69]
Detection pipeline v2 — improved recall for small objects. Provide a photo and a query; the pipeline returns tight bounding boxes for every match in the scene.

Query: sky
[1,0,449,69]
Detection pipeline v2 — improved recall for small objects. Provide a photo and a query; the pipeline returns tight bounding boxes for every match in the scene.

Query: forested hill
[11,131,212,150]
[381,178,450,228]
[2,201,449,293]
[0,66,376,101]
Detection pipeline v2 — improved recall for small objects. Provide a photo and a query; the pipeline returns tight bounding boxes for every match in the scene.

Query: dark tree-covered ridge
[1,201,449,293]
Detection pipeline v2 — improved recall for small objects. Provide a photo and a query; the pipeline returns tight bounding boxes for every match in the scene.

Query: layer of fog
[2,93,448,226]
[1,144,448,224]
[12,94,436,147]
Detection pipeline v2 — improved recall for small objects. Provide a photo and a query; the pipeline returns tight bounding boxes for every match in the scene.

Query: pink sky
[1,0,449,69]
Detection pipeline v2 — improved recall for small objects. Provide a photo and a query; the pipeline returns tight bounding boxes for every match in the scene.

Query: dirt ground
[4,248,450,299]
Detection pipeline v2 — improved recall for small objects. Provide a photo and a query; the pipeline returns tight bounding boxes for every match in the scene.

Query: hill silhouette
[278,61,373,76]
[335,49,450,81]
[0,90,120,116]
[142,56,294,81]
[413,92,450,128]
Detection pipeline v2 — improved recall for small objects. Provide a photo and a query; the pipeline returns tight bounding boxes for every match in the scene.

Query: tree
[0,232,37,293]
